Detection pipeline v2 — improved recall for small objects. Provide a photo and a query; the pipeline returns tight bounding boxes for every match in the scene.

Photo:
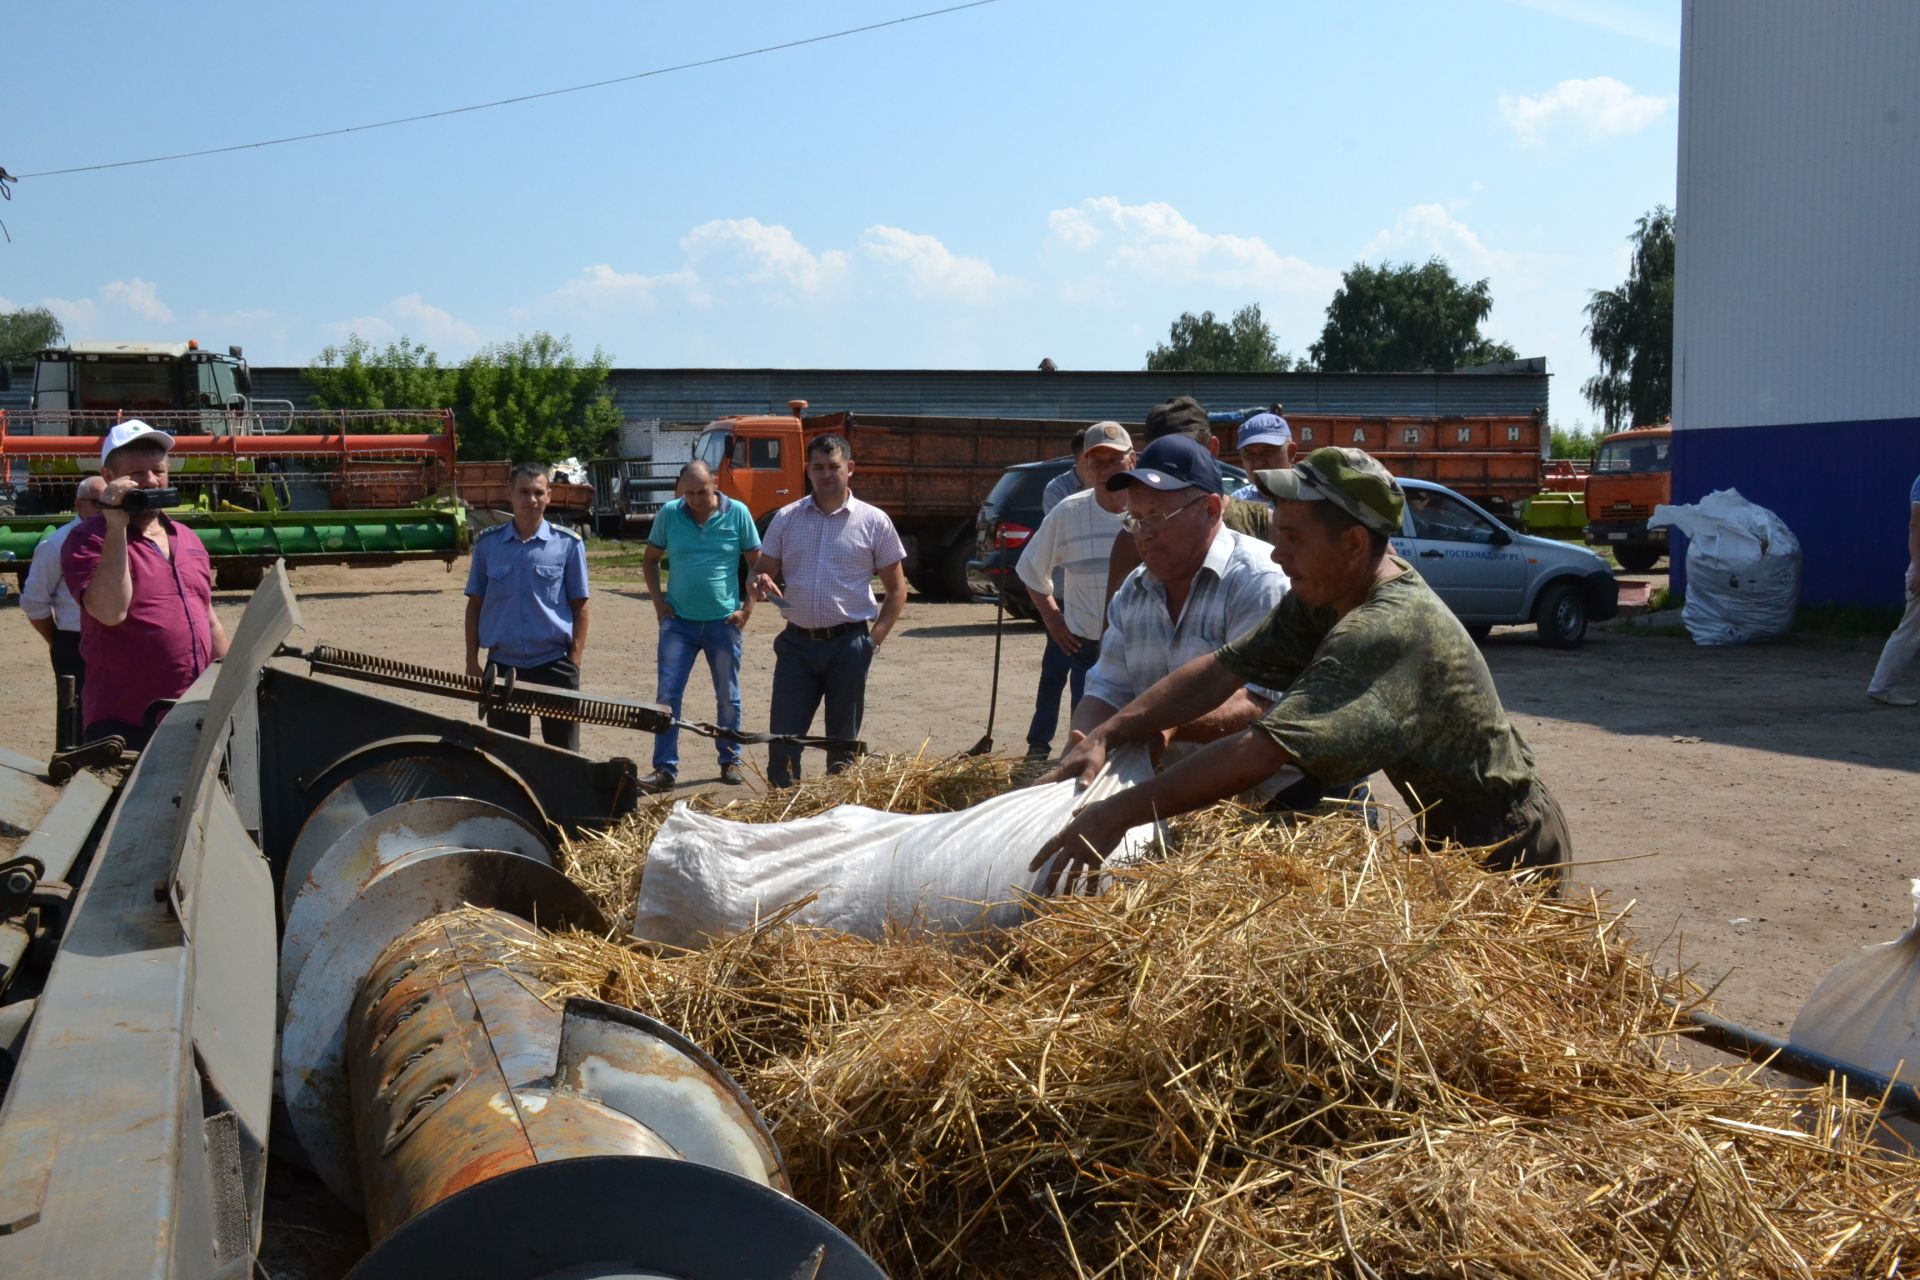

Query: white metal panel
[1675,0,1920,431]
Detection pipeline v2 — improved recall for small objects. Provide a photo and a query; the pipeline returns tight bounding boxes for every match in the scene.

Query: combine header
[0,404,466,589]
[0,565,884,1278]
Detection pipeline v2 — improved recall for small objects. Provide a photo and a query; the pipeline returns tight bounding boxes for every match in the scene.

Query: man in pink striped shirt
[750,434,908,787]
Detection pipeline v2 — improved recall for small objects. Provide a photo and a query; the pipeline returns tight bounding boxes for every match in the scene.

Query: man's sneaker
[1025,744,1051,760]
[1868,690,1919,707]
[719,763,747,785]
[639,769,677,793]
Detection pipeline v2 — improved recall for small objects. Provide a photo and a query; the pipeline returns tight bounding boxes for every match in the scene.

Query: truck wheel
[1615,546,1661,574]
[1534,582,1587,648]
[215,562,267,592]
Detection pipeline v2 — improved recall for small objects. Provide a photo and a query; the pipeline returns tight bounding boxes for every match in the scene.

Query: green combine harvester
[1,341,470,589]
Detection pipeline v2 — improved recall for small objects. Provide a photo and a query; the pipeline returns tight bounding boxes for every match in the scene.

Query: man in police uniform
[1036,446,1570,892]
[464,463,591,749]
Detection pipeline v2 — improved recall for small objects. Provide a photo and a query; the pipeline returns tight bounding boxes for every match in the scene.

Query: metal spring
[310,646,481,692]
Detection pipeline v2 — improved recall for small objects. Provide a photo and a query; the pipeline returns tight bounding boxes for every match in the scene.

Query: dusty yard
[2,550,1915,1039]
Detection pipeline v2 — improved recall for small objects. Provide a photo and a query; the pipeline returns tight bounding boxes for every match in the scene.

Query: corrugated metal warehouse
[244,364,1550,425]
[1674,1,1920,606]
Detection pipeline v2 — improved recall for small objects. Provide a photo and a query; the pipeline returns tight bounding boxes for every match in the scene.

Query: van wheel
[940,536,976,601]
[1465,623,1493,643]
[1615,546,1661,573]
[1535,582,1587,648]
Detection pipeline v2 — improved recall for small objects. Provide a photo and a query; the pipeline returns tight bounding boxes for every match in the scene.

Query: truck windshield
[74,359,175,412]
[1594,436,1670,474]
[694,428,730,472]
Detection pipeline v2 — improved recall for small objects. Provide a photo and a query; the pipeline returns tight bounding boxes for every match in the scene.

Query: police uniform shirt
[465,520,590,669]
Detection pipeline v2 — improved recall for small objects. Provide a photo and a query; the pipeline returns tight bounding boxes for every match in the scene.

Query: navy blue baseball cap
[1105,434,1222,496]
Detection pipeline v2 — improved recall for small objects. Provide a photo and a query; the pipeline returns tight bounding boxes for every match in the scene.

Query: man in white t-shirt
[1015,422,1134,757]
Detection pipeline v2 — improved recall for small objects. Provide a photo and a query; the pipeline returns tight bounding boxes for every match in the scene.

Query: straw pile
[534,755,1919,1278]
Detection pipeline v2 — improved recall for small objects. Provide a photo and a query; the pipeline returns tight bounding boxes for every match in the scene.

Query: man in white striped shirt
[1067,435,1305,804]
[1015,422,1134,757]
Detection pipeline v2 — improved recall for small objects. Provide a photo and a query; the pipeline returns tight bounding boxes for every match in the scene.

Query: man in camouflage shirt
[1036,446,1571,893]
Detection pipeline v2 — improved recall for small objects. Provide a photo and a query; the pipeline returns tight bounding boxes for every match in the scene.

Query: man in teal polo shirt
[642,460,762,790]
[465,464,592,749]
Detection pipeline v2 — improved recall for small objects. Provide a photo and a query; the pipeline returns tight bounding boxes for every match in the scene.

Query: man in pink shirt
[61,422,230,749]
[750,434,908,787]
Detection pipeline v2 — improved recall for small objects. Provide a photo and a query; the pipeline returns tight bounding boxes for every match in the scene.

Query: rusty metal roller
[275,777,883,1277]
[346,910,782,1241]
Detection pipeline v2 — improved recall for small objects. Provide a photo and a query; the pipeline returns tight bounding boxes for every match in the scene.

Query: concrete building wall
[1673,0,1920,604]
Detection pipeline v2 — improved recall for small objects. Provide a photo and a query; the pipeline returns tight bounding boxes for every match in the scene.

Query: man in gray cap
[1016,422,1134,757]
[1035,445,1571,893]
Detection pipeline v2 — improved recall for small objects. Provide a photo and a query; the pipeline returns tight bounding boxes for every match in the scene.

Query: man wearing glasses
[1035,447,1570,895]
[1064,434,1298,802]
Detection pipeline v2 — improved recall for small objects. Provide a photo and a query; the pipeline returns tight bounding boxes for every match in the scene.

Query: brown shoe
[719,763,747,785]
[639,769,677,793]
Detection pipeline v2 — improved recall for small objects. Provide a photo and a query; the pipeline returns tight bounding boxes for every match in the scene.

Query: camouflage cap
[1142,395,1210,441]
[1255,447,1405,537]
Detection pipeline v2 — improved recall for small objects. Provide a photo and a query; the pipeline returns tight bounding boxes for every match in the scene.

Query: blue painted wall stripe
[1671,417,1920,606]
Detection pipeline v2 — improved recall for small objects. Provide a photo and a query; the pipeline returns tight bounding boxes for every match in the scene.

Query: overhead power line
[13,0,1004,180]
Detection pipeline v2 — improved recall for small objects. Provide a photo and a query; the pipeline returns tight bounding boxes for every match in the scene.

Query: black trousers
[486,656,582,751]
[50,629,86,750]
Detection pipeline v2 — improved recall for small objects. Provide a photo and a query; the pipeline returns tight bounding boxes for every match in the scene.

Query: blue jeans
[1026,634,1101,752]
[653,616,745,774]
[767,624,873,787]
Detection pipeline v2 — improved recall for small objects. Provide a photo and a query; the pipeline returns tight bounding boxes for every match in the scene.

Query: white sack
[1789,880,1920,1149]
[633,747,1160,948]
[1648,488,1801,645]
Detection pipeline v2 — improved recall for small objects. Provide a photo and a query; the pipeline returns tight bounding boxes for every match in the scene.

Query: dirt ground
[3,550,1915,1044]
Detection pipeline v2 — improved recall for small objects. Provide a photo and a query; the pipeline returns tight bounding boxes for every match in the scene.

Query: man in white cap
[60,421,229,748]
[1227,412,1294,503]
[19,475,107,745]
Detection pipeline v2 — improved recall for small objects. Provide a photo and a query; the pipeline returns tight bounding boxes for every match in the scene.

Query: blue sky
[1,0,1678,428]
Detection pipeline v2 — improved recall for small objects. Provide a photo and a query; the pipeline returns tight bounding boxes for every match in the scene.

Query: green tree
[306,335,459,420]
[1582,205,1674,433]
[1550,423,1600,460]
[1308,258,1518,372]
[1,305,64,364]
[1145,304,1294,372]
[455,332,622,463]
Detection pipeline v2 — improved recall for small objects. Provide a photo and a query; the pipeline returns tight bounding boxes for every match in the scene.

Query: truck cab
[691,400,831,533]
[1584,423,1671,573]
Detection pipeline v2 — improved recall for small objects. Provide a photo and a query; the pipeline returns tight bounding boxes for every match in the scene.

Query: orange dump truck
[1265,409,1547,515]
[1583,423,1672,572]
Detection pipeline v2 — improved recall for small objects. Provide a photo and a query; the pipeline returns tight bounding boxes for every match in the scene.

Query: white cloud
[543,263,704,312]
[325,292,485,352]
[100,277,175,324]
[1499,77,1674,148]
[681,217,850,295]
[40,295,99,335]
[36,277,182,338]
[1361,203,1566,288]
[859,225,1002,303]
[1047,197,1340,294]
